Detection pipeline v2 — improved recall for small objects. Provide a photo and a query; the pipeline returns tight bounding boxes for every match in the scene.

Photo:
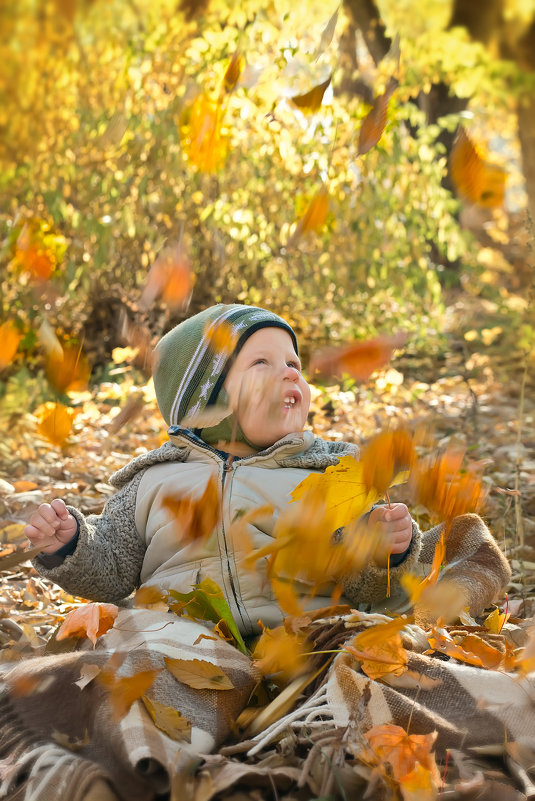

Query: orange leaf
[252,624,309,679]
[290,75,331,113]
[141,241,192,311]
[347,617,410,680]
[449,127,506,208]
[203,318,238,356]
[36,402,76,448]
[15,224,56,281]
[427,627,507,670]
[516,624,535,676]
[133,586,169,608]
[287,185,329,246]
[310,332,408,382]
[0,322,22,371]
[222,51,245,94]
[358,79,396,156]
[401,534,446,605]
[45,341,91,395]
[161,474,220,544]
[181,92,228,173]
[361,427,415,495]
[365,724,440,784]
[399,761,439,801]
[56,602,118,646]
[271,577,306,617]
[409,447,485,524]
[98,663,162,721]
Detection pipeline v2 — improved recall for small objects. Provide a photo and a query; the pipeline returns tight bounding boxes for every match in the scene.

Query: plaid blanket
[0,610,258,801]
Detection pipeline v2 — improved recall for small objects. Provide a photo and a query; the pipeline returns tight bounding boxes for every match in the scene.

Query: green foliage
[0,0,529,375]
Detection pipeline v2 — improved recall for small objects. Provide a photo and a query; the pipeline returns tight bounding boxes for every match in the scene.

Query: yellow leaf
[346,617,410,680]
[141,695,192,741]
[252,624,309,679]
[45,341,91,395]
[290,75,331,113]
[56,602,119,646]
[164,657,234,690]
[36,402,76,448]
[291,455,381,531]
[401,534,446,605]
[0,322,22,371]
[484,606,509,634]
[203,318,238,356]
[161,474,220,545]
[365,724,440,785]
[141,241,192,311]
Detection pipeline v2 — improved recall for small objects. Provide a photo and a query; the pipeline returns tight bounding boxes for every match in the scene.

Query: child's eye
[287,361,300,370]
[253,358,267,365]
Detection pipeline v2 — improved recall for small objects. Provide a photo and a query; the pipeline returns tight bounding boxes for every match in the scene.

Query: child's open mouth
[282,391,301,410]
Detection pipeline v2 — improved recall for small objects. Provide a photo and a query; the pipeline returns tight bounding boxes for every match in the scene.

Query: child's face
[224,328,311,448]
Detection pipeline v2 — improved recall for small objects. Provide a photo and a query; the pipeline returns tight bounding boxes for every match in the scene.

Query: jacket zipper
[220,457,251,633]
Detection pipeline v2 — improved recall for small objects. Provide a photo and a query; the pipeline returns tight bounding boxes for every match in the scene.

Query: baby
[25,303,506,633]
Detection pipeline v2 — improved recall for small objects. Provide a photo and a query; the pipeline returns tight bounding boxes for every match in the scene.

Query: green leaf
[168,577,249,655]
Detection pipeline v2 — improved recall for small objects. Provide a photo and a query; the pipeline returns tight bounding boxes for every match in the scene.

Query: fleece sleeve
[32,471,147,603]
[342,518,423,606]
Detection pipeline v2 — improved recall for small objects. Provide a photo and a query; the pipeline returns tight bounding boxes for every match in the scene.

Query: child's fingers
[50,498,69,519]
[383,503,409,522]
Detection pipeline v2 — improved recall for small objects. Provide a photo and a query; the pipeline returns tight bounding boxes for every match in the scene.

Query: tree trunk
[343,0,390,65]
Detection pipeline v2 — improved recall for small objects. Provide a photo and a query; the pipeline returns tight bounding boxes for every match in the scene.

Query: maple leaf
[141,695,192,741]
[358,78,396,156]
[164,657,234,690]
[0,321,22,371]
[141,240,192,311]
[36,402,77,448]
[449,127,506,208]
[287,185,329,247]
[290,75,331,113]
[181,92,228,173]
[310,332,408,383]
[45,341,91,395]
[365,724,440,785]
[427,627,509,670]
[98,661,162,721]
[346,617,410,680]
[56,602,119,646]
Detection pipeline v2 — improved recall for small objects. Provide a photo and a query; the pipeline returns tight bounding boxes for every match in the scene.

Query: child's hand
[24,499,78,554]
[368,503,413,567]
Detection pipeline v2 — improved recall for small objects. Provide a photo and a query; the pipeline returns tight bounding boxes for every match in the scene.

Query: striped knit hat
[153,304,298,446]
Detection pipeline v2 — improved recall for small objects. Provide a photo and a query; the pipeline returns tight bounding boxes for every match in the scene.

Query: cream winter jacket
[34,428,422,636]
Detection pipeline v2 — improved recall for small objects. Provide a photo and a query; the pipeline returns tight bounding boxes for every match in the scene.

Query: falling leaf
[141,695,192,741]
[181,92,228,173]
[203,318,238,356]
[119,311,154,376]
[141,240,192,311]
[162,474,220,545]
[45,341,91,395]
[271,577,306,617]
[99,112,128,148]
[408,447,486,524]
[14,223,56,281]
[181,404,233,429]
[164,657,234,690]
[222,51,245,94]
[12,480,38,492]
[401,534,446,605]
[287,185,329,247]
[346,617,410,680]
[310,332,408,382]
[107,394,145,435]
[450,128,506,208]
[0,322,22,371]
[484,606,509,634]
[9,674,55,697]
[36,402,76,448]
[516,624,535,676]
[361,427,414,495]
[358,78,396,156]
[314,6,340,60]
[290,75,332,113]
[98,664,162,721]
[365,724,440,785]
[56,602,119,646]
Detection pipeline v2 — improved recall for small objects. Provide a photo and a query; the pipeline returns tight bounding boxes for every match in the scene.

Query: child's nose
[283,365,299,381]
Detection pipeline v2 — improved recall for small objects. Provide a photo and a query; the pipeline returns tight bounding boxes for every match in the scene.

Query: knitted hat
[153,304,298,446]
